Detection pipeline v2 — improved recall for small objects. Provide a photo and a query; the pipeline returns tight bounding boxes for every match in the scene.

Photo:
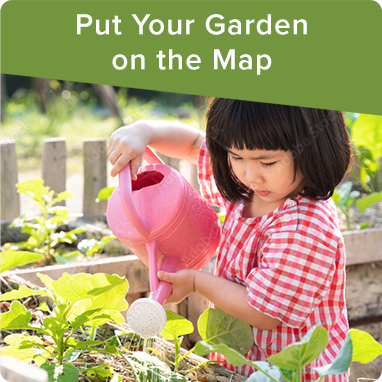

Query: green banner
[1,0,381,114]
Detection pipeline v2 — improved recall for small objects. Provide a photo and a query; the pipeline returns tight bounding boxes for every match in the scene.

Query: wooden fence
[0,138,199,221]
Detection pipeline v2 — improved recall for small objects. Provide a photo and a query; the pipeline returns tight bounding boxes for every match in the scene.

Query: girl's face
[227,147,306,209]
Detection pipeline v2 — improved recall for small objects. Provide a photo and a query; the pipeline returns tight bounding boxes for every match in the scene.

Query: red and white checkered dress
[197,141,349,381]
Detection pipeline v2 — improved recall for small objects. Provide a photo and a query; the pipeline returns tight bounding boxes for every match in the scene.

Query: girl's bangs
[208,100,294,152]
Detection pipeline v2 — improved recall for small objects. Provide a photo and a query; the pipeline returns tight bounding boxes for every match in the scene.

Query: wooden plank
[1,140,20,220]
[83,138,107,216]
[344,227,382,265]
[0,356,48,382]
[42,138,67,206]
[4,255,150,294]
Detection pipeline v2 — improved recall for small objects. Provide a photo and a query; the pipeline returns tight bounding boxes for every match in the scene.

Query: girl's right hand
[108,121,151,179]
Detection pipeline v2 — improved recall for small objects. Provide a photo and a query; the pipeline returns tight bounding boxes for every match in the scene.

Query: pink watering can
[106,146,221,337]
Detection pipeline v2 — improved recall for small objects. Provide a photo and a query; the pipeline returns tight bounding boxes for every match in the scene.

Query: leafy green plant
[0,249,44,273]
[146,307,254,376]
[96,186,116,202]
[195,325,382,382]
[348,113,382,193]
[0,272,129,382]
[4,179,116,266]
[5,179,82,263]
[333,181,382,230]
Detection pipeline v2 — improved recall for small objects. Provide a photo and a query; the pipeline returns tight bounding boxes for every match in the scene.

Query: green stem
[296,368,302,382]
[56,334,65,365]
[178,346,195,364]
[80,326,89,340]
[90,324,97,341]
[173,337,181,372]
[350,212,364,226]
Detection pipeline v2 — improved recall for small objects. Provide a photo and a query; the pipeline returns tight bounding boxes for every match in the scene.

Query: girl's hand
[157,269,196,304]
[108,121,151,178]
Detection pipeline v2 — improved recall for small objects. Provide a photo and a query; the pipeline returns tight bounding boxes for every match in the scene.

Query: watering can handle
[118,146,165,238]
[143,146,166,165]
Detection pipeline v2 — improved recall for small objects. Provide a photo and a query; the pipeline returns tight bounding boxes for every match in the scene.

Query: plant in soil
[0,272,129,382]
[332,181,382,230]
[2,179,115,266]
[347,113,382,193]
[195,325,382,382]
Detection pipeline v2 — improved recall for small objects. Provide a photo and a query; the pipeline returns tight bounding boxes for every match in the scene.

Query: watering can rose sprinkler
[106,146,221,338]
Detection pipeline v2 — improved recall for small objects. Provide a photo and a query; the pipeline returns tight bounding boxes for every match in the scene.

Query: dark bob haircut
[206,98,352,203]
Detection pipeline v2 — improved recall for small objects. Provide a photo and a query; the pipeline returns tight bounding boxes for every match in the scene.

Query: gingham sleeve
[197,140,226,208]
[246,231,337,328]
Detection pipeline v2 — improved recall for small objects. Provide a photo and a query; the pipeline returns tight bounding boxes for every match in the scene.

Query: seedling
[4,179,115,265]
[0,272,129,382]
[333,181,382,230]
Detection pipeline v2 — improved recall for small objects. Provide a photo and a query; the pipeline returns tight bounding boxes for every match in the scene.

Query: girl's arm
[157,269,281,331]
[108,120,205,178]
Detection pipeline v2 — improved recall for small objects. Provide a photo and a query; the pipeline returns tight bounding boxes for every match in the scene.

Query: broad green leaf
[67,299,93,321]
[245,364,281,382]
[54,251,82,265]
[313,331,353,377]
[85,364,114,378]
[37,273,65,304]
[40,361,79,382]
[0,249,44,273]
[64,349,82,363]
[0,301,34,330]
[267,326,329,371]
[197,307,254,355]
[0,285,50,302]
[356,192,382,213]
[360,222,371,229]
[68,227,86,235]
[48,206,69,216]
[52,191,74,205]
[74,340,105,350]
[49,215,71,225]
[39,316,69,344]
[0,345,36,362]
[5,333,45,349]
[160,310,194,341]
[352,114,382,160]
[96,186,115,201]
[50,272,129,312]
[34,355,48,367]
[351,329,382,364]
[16,179,47,201]
[69,307,102,327]
[279,368,296,381]
[85,310,125,326]
[51,231,77,244]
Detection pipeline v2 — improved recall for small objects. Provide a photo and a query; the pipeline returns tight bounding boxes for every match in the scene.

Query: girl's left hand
[157,269,196,304]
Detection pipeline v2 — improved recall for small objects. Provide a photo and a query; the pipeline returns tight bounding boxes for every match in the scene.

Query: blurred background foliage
[1,75,381,196]
[1,75,206,173]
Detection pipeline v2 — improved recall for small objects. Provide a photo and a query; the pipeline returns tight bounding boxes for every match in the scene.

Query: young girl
[108,99,351,381]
